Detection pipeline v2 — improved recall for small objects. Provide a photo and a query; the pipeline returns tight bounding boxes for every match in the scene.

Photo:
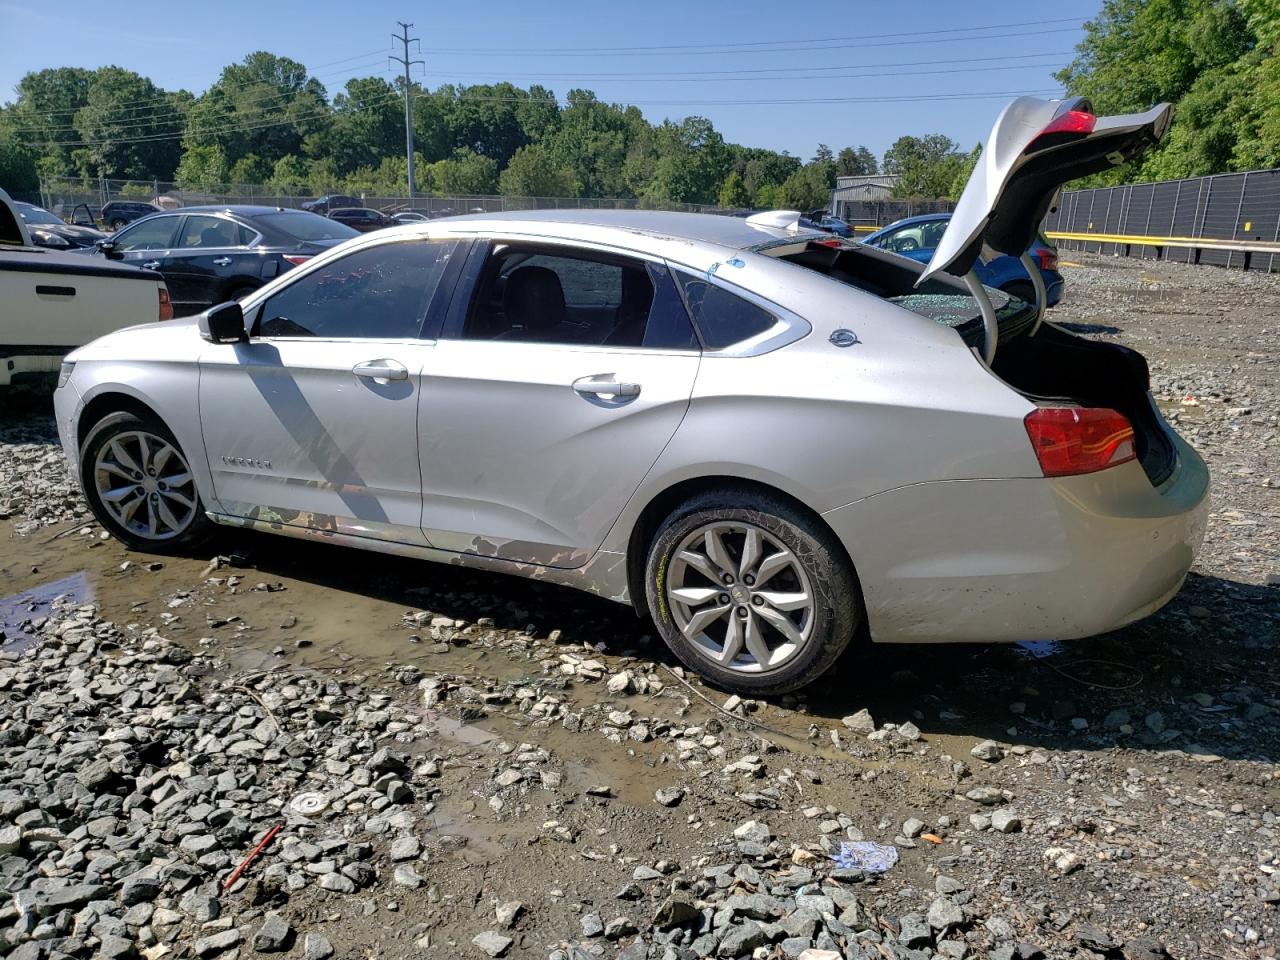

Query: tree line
[0,54,897,207]
[1056,0,1279,184]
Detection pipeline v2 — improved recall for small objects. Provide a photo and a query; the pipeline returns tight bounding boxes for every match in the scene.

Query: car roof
[175,205,301,217]
[421,208,815,253]
[881,213,952,230]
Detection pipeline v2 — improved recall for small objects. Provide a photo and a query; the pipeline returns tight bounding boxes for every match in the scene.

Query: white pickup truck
[0,187,172,388]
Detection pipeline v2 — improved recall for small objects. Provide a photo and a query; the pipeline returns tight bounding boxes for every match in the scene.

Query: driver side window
[255,240,460,340]
[113,216,178,252]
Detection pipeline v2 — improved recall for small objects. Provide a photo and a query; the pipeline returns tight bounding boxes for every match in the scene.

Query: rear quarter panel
[600,257,1044,553]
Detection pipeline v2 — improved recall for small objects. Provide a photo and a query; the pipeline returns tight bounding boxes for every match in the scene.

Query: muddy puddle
[0,510,1217,781]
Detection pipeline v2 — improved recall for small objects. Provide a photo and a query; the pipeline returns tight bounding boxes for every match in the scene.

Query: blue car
[862,213,1064,306]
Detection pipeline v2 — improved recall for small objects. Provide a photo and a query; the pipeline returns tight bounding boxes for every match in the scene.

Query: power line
[420,26,1085,58]
[413,50,1071,81]
[420,58,1068,86]
[419,16,1087,54]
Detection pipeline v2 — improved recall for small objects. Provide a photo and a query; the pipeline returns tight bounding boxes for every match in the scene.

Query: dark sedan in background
[328,207,393,232]
[100,200,161,230]
[76,206,359,316]
[14,201,107,249]
[301,194,360,215]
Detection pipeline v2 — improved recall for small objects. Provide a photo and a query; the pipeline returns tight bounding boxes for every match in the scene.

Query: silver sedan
[53,97,1207,695]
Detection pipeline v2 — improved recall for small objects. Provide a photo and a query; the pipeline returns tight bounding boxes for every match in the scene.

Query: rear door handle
[572,375,641,398]
[212,257,232,266]
[353,359,408,382]
[142,260,160,270]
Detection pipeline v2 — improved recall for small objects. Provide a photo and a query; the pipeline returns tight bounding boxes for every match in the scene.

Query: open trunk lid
[920,97,1173,285]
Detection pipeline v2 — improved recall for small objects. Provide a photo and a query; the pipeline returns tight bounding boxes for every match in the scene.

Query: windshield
[16,203,65,225]
[258,212,359,241]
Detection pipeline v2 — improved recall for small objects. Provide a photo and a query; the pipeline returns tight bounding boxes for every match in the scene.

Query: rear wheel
[80,411,213,553]
[109,218,126,231]
[645,488,860,696]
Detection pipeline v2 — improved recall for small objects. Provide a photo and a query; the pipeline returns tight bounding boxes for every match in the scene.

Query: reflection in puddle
[0,571,91,654]
[1015,639,1065,659]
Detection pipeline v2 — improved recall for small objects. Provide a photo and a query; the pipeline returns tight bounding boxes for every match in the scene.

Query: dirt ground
[1,250,1277,960]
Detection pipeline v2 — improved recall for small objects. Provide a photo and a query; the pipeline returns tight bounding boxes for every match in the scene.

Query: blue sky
[0,0,1099,160]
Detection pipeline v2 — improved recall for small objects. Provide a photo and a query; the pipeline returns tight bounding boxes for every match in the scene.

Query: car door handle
[353,359,408,382]
[212,257,232,266]
[142,260,160,270]
[572,375,641,398]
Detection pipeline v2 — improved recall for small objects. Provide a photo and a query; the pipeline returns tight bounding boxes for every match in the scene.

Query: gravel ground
[0,251,1277,960]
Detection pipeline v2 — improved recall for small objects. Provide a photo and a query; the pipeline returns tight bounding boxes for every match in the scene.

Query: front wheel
[80,410,213,552]
[645,489,860,696]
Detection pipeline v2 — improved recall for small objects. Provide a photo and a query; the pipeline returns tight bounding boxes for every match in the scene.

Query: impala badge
[222,455,272,469]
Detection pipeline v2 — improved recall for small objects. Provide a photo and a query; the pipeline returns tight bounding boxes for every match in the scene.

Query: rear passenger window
[256,240,459,339]
[676,273,777,350]
[460,245,697,350]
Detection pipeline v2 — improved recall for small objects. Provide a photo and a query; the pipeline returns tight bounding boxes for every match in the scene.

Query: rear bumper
[823,432,1208,643]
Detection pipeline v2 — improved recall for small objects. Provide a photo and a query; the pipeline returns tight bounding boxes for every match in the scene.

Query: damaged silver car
[54,96,1207,695]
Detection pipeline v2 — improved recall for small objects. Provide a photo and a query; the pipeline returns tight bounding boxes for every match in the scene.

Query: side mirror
[95,238,120,258]
[199,301,247,344]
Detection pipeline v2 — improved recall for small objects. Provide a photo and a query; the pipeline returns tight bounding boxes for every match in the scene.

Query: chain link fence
[1046,168,1280,272]
[36,177,739,224]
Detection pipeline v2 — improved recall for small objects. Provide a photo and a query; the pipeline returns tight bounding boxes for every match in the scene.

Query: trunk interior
[770,239,1176,487]
[992,324,1176,487]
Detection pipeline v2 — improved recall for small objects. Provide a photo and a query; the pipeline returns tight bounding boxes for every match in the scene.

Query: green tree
[1054,0,1272,182]
[0,136,39,195]
[5,67,94,178]
[267,154,311,194]
[324,77,404,175]
[778,164,832,211]
[175,145,229,188]
[183,52,329,173]
[883,134,966,198]
[835,146,877,176]
[72,67,188,180]
[424,148,498,195]
[949,143,982,198]
[717,170,752,208]
[499,143,580,197]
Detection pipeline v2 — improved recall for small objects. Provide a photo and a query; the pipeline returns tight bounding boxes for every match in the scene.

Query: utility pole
[391,22,424,196]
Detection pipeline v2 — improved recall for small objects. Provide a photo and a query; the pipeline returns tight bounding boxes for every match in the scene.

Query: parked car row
[72,206,360,317]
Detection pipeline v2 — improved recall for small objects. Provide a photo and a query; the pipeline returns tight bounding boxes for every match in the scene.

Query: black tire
[110,218,127,230]
[80,410,213,553]
[644,487,861,696]
[1002,280,1036,304]
[227,284,259,303]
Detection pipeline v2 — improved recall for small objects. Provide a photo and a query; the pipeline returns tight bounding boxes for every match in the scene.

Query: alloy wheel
[665,520,815,674]
[93,430,198,541]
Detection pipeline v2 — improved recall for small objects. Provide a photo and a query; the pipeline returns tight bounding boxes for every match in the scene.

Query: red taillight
[1036,250,1058,272]
[158,286,174,322]
[1024,407,1136,477]
[1040,109,1096,137]
[283,255,312,267]
[814,238,842,248]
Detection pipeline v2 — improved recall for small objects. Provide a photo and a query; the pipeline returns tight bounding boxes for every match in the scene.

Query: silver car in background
[53,97,1207,695]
